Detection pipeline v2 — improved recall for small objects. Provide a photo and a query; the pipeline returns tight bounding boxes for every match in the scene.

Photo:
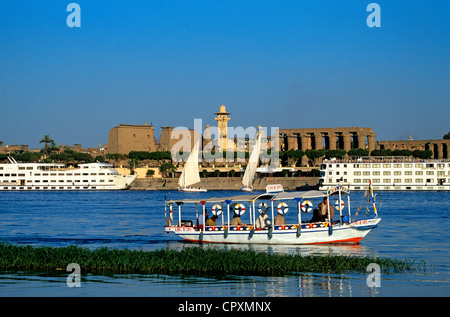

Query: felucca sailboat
[178,140,207,192]
[241,129,262,192]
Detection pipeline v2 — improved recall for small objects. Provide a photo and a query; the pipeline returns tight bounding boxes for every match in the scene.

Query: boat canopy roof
[166,190,332,205]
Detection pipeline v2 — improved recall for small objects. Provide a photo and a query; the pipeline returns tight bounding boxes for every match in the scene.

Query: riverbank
[130,176,320,191]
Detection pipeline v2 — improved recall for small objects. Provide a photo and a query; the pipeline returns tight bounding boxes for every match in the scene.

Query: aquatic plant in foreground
[0,243,426,276]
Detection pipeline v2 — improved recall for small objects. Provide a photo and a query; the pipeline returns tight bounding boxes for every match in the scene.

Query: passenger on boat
[197,208,209,228]
[318,197,334,221]
[230,213,245,226]
[274,213,287,225]
[255,211,271,229]
[205,215,218,226]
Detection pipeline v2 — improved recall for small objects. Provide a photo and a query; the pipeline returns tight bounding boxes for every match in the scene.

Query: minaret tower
[214,104,231,152]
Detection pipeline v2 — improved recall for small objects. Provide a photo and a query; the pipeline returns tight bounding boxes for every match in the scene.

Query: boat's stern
[116,174,138,189]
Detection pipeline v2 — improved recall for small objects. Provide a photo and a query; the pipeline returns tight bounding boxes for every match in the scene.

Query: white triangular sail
[241,130,262,189]
[178,140,201,188]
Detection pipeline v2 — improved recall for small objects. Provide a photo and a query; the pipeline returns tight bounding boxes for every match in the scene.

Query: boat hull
[165,218,381,245]
[178,187,208,192]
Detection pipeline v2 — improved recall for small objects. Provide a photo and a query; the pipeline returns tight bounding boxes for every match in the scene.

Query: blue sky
[0,0,448,149]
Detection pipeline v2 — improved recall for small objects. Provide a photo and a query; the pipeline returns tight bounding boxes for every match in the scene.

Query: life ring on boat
[277,202,288,214]
[334,199,345,211]
[211,204,222,216]
[258,202,269,213]
[300,200,313,213]
[234,203,246,216]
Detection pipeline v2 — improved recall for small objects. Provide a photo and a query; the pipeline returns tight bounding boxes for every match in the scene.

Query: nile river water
[0,190,449,297]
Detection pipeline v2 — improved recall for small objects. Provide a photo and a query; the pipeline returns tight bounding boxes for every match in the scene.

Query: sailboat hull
[178,187,207,192]
[240,187,253,192]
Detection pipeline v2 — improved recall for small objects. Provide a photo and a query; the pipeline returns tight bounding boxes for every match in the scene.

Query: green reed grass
[0,243,426,276]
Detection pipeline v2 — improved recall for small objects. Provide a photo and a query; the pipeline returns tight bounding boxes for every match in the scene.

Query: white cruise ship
[0,157,137,191]
[319,157,450,191]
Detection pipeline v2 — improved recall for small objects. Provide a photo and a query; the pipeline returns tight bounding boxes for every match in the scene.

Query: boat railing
[323,157,450,164]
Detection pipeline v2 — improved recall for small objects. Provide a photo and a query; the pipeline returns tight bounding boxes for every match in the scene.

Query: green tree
[229,169,236,177]
[324,149,347,159]
[39,135,56,157]
[159,162,176,177]
[443,131,450,140]
[214,169,221,177]
[281,169,290,177]
[305,149,325,166]
[412,150,433,159]
[347,148,369,157]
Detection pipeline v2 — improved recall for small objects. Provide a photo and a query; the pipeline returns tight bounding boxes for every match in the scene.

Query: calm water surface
[0,190,449,297]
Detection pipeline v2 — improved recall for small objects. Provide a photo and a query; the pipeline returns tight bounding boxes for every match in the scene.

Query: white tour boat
[178,140,207,192]
[240,129,263,192]
[164,184,381,244]
[0,156,137,191]
[319,157,450,191]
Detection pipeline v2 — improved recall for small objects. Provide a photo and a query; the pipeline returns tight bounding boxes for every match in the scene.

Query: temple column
[314,133,323,150]
[287,134,297,151]
[278,134,285,151]
[328,133,336,150]
[300,134,310,151]
[367,133,376,153]
[343,133,352,152]
[357,133,366,149]
[437,143,444,159]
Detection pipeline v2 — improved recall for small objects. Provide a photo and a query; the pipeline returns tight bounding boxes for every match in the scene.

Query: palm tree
[40,135,55,158]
